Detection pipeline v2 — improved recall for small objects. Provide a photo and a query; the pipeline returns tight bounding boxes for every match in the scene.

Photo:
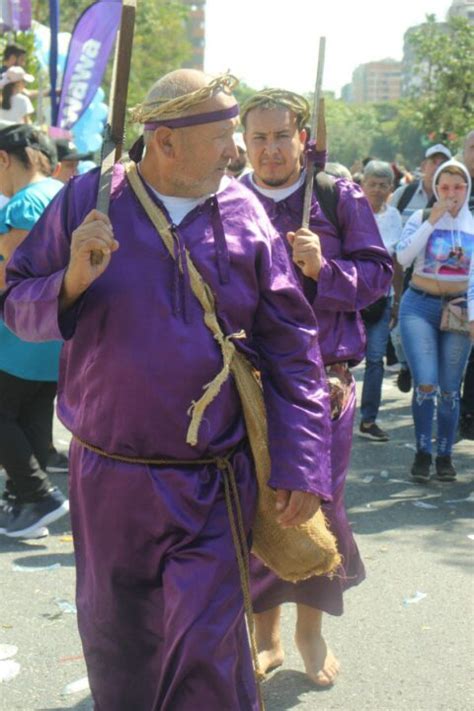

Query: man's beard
[259,171,298,188]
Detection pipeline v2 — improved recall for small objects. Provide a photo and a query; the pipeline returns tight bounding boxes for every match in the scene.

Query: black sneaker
[0,500,49,538]
[46,449,69,472]
[411,452,432,483]
[397,368,412,393]
[459,415,474,441]
[0,501,12,534]
[435,456,457,482]
[359,422,390,441]
[5,487,69,538]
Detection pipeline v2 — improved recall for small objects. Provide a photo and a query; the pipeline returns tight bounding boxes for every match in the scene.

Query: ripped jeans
[400,287,471,455]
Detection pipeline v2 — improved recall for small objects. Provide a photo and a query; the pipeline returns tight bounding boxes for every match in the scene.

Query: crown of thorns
[241,89,310,129]
[130,74,239,124]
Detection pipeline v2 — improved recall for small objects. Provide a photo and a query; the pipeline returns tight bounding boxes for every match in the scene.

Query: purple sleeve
[253,227,332,501]
[314,180,393,311]
[1,181,84,341]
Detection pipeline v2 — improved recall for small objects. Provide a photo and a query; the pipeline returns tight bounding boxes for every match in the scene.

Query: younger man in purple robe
[1,71,334,710]
[240,89,393,686]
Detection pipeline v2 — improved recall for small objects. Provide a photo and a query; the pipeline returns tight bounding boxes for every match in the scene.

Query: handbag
[360,295,388,325]
[440,296,469,335]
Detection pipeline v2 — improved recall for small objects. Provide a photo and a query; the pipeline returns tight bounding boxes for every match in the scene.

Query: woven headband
[144,104,239,131]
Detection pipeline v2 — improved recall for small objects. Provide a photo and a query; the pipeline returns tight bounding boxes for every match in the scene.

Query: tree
[405,14,474,150]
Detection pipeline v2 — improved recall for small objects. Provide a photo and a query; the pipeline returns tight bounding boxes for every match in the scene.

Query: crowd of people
[0,50,472,711]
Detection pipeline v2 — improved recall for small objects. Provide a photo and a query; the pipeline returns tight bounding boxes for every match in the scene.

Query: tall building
[448,0,474,21]
[182,1,206,71]
[350,59,402,103]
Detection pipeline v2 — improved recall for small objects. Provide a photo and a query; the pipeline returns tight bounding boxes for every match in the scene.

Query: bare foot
[295,632,340,687]
[255,607,284,675]
[257,645,285,675]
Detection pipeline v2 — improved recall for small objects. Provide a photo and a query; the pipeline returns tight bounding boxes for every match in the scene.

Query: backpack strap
[395,180,419,214]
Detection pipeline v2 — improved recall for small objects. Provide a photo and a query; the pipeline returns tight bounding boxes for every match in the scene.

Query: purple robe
[1,166,332,710]
[242,173,393,615]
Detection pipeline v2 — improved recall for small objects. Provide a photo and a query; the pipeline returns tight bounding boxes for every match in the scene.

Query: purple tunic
[241,174,393,365]
[242,173,393,615]
[1,165,332,709]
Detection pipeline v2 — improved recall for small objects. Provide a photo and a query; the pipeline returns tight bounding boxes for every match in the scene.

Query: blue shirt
[0,178,64,381]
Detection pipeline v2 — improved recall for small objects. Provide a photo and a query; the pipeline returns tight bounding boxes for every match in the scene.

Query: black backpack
[313,171,340,231]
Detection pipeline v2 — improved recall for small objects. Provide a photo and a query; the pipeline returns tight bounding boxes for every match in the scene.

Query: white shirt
[247,171,305,202]
[141,169,231,225]
[374,205,401,296]
[0,93,34,124]
[390,181,430,227]
[373,204,402,257]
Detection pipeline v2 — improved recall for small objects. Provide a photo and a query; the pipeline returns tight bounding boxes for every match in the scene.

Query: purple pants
[251,382,365,616]
[69,440,259,711]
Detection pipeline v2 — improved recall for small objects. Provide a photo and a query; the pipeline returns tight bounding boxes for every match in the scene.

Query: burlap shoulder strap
[124,161,271,481]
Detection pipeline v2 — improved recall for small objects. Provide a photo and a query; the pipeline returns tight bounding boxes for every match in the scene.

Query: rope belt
[73,435,265,707]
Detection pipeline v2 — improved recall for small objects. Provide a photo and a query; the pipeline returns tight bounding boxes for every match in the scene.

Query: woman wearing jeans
[397,160,473,482]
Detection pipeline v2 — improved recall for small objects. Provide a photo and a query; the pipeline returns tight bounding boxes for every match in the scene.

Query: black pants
[461,347,474,417]
[0,369,56,503]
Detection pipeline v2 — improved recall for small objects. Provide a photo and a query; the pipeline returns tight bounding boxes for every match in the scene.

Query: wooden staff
[91,0,137,265]
[301,36,326,230]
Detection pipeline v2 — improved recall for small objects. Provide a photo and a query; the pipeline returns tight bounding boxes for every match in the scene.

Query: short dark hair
[0,124,57,175]
[3,43,26,62]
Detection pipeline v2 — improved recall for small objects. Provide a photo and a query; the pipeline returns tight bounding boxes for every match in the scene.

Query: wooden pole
[301,36,326,230]
[91,0,137,265]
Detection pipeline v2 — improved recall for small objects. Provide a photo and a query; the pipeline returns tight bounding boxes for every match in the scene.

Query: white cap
[424,143,452,160]
[0,66,34,89]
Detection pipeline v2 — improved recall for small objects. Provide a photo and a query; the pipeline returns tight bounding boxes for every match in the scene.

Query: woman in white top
[0,66,34,124]
[397,160,473,483]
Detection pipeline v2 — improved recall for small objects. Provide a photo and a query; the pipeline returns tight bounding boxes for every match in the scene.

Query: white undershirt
[148,191,202,225]
[141,168,231,225]
[248,170,305,203]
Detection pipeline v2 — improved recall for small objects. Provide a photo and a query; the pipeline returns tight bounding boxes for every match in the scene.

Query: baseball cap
[424,144,452,160]
[54,138,91,162]
[0,124,57,169]
[0,66,34,88]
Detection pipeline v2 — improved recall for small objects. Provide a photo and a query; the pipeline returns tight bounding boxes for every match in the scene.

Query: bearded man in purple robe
[240,89,393,687]
[0,71,335,710]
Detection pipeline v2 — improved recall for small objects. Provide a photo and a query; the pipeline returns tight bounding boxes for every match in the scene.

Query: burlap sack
[232,352,341,582]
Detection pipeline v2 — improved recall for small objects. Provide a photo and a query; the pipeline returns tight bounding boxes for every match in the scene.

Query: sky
[204,0,454,97]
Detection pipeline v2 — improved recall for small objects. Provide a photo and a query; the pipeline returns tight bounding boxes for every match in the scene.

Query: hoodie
[396,159,474,283]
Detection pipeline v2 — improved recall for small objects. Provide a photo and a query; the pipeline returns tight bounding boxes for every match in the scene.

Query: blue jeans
[400,287,471,456]
[361,297,392,423]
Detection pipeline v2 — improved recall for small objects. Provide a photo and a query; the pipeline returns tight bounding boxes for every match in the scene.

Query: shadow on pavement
[38,700,92,711]
[262,669,330,709]
[11,551,75,568]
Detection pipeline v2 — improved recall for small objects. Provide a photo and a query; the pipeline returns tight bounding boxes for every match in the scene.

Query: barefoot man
[241,89,392,686]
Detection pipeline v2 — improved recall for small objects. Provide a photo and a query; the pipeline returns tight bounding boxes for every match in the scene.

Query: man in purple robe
[0,71,333,710]
[240,89,393,687]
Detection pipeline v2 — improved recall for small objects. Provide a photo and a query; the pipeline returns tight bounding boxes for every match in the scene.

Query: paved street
[0,366,473,711]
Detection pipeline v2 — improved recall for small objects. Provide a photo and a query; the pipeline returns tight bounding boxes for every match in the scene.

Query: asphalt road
[0,366,473,711]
